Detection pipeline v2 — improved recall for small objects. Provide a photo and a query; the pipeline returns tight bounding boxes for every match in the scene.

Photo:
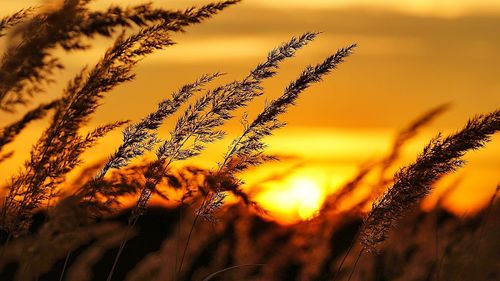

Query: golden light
[255,174,326,224]
[0,0,497,227]
[290,177,324,220]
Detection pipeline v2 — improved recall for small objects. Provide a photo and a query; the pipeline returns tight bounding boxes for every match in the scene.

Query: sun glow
[255,174,326,224]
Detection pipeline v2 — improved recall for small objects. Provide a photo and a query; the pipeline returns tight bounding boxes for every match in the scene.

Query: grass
[0,1,498,280]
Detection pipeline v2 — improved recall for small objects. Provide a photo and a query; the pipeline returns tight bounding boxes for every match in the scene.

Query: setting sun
[256,174,326,223]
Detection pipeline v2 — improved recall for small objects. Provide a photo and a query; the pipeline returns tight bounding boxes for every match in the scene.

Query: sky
[1,0,499,223]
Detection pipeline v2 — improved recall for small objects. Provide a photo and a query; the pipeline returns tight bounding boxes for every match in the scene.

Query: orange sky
[1,0,499,223]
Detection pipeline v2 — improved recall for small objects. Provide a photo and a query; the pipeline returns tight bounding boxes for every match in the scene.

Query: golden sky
[1,0,499,223]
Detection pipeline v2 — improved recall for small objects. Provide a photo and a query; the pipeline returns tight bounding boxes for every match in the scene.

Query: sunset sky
[1,0,499,223]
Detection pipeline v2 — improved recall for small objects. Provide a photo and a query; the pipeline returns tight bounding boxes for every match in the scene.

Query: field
[0,1,499,280]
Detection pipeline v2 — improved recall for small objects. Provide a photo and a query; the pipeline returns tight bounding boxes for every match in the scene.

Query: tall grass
[0,1,498,281]
[360,110,500,253]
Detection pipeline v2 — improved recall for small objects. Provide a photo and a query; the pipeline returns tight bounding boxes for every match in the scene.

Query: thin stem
[218,129,249,172]
[347,249,363,281]
[178,197,206,275]
[202,264,265,281]
[106,218,135,281]
[107,168,167,280]
[58,251,71,281]
[333,238,355,281]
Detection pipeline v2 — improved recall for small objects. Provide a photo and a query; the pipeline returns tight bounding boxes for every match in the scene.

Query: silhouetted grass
[0,1,498,281]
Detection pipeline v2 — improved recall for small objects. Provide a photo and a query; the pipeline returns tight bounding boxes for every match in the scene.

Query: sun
[255,174,326,223]
[289,177,324,220]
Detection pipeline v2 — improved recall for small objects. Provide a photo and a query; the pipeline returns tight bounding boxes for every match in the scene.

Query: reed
[202,44,357,217]
[131,32,319,224]
[0,1,498,280]
[0,99,59,156]
[0,7,36,38]
[0,0,239,111]
[76,73,222,213]
[104,33,321,280]
[359,110,500,253]
[1,0,238,236]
